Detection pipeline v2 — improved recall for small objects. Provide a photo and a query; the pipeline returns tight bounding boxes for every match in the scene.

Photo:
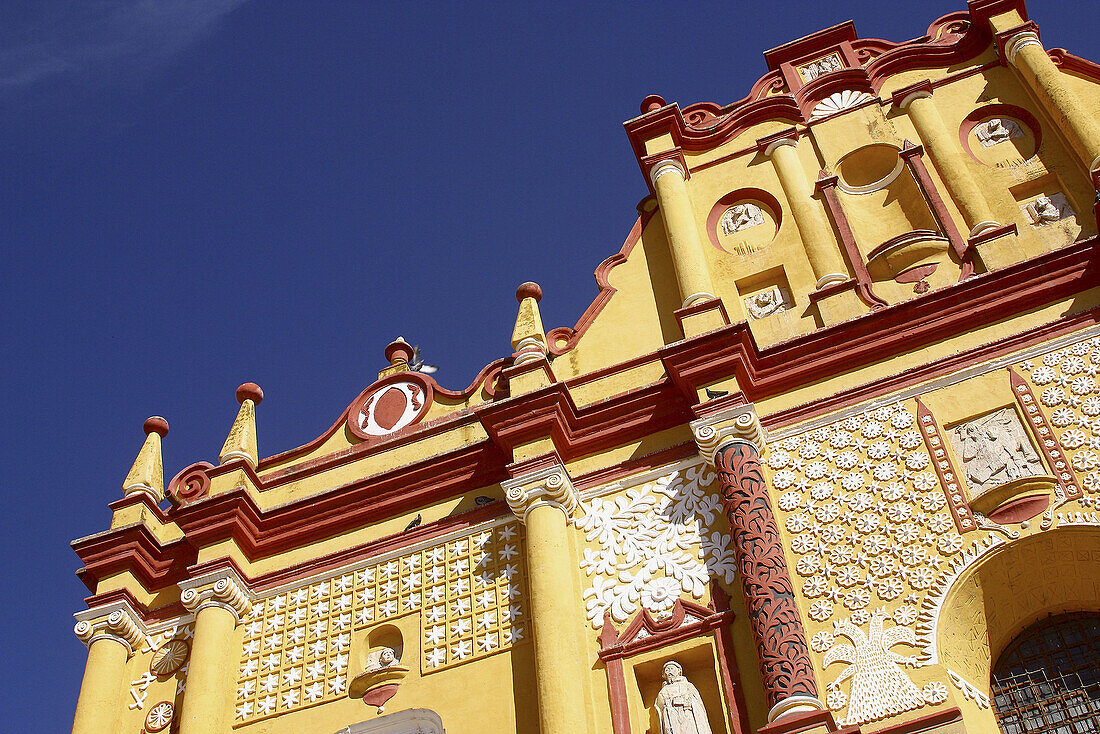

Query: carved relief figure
[799,54,843,82]
[744,287,791,320]
[655,661,713,734]
[719,203,764,236]
[949,408,1043,496]
[975,118,1024,147]
[1025,194,1072,226]
[824,609,924,725]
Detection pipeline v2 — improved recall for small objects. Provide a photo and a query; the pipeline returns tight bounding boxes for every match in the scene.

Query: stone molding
[1003,29,1041,66]
[73,600,145,655]
[648,158,687,185]
[501,460,578,522]
[691,403,767,464]
[179,567,252,622]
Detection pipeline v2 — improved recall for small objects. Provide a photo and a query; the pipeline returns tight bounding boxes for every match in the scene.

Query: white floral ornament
[578,465,731,627]
[922,681,948,704]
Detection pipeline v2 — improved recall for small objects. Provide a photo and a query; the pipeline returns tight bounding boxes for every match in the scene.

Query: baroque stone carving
[811,90,874,120]
[799,54,843,82]
[655,661,713,734]
[949,408,1043,498]
[1023,193,1073,226]
[823,608,923,726]
[713,439,819,709]
[744,287,791,320]
[719,203,764,236]
[975,118,1023,147]
[578,464,736,626]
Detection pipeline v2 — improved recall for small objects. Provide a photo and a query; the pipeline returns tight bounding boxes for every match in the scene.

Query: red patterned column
[713,438,823,723]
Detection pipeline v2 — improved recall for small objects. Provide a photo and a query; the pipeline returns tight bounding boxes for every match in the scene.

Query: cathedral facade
[70,1,1100,732]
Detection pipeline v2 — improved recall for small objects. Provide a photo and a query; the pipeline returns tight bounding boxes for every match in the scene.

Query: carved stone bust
[654,661,712,734]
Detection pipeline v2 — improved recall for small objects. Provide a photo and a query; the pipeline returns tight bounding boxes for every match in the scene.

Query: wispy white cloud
[0,0,247,94]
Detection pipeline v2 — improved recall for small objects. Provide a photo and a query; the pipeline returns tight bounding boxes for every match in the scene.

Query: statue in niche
[720,203,764,236]
[654,661,713,734]
[949,408,1044,496]
[799,54,843,82]
[975,118,1023,147]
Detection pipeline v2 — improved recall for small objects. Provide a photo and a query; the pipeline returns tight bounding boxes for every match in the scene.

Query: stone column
[649,158,718,308]
[72,606,145,734]
[1003,27,1100,177]
[502,460,587,734]
[895,84,1002,238]
[762,136,848,290]
[177,572,251,734]
[692,408,823,725]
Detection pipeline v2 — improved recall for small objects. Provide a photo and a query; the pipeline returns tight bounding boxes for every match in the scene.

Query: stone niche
[947,406,1051,511]
[631,644,729,734]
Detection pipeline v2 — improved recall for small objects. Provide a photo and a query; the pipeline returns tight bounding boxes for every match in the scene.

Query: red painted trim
[987,493,1049,524]
[1009,367,1082,499]
[548,210,654,356]
[255,359,508,471]
[604,654,631,734]
[624,10,990,165]
[711,583,750,734]
[915,397,975,534]
[74,238,1100,601]
[1048,47,1100,81]
[765,305,1099,431]
[758,708,857,734]
[899,141,972,278]
[817,172,886,309]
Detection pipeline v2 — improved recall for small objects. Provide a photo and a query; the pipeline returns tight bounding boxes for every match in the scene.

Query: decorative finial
[384,337,415,367]
[220,382,261,468]
[511,281,548,366]
[122,416,169,501]
[641,94,666,114]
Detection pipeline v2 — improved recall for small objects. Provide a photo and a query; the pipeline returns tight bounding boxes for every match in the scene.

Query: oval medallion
[348,375,433,441]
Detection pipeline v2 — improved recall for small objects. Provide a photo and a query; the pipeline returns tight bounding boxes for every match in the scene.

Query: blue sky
[1,1,1093,729]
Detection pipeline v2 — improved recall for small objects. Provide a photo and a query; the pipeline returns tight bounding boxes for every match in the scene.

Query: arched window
[991,613,1100,733]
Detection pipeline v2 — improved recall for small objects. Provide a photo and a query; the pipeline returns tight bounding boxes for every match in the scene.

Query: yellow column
[764,138,848,288]
[649,158,717,308]
[1005,30,1100,176]
[898,89,1002,237]
[72,608,144,734]
[178,574,251,734]
[503,462,587,734]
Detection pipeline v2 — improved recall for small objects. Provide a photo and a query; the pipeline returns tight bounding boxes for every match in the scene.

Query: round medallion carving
[144,701,174,732]
[348,374,434,441]
[150,639,190,676]
[706,188,781,255]
[960,104,1041,167]
[166,462,213,505]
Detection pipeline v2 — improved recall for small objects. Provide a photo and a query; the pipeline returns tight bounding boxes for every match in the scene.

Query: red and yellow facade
[71,1,1100,732]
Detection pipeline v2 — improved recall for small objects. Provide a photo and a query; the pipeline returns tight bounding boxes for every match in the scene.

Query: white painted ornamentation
[823,608,924,726]
[811,90,875,120]
[578,464,736,627]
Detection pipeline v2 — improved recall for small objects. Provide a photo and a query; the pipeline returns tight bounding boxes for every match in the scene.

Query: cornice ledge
[73,597,146,655]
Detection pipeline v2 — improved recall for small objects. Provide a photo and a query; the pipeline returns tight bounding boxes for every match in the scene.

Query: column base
[968,223,1023,272]
[758,708,856,734]
[674,297,731,338]
[809,279,865,326]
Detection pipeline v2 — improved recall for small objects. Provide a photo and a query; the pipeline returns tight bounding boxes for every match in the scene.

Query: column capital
[756,128,800,158]
[891,79,933,110]
[501,456,578,522]
[996,22,1042,66]
[179,567,252,622]
[645,155,688,185]
[691,403,766,465]
[74,601,145,655]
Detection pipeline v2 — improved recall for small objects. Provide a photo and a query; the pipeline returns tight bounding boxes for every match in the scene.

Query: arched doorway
[991,613,1100,733]
[334,708,445,733]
